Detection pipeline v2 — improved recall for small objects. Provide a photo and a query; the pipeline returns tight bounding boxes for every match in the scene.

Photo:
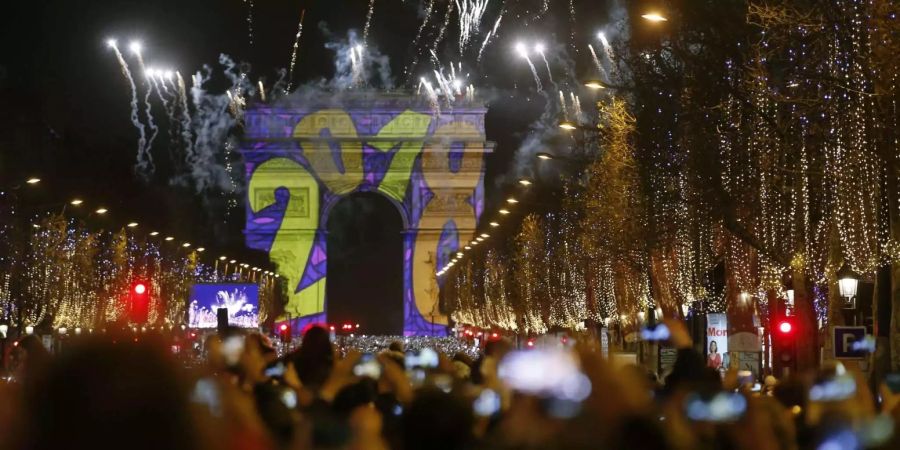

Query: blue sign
[833,326,867,359]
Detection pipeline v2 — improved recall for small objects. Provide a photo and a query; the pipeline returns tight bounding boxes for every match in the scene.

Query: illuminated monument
[242,93,490,335]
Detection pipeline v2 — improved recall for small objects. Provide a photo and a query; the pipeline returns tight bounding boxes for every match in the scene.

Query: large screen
[188,284,260,329]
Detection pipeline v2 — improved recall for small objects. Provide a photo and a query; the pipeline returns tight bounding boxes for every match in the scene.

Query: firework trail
[455,0,490,52]
[588,44,605,77]
[132,50,158,174]
[598,31,614,60]
[568,0,577,53]
[286,9,306,92]
[363,0,376,45]
[570,91,583,119]
[175,72,194,155]
[402,0,435,81]
[431,1,455,59]
[243,0,255,45]
[559,90,569,120]
[150,75,176,126]
[258,80,266,101]
[516,43,542,92]
[141,75,159,171]
[536,44,554,86]
[108,42,147,172]
[477,6,504,62]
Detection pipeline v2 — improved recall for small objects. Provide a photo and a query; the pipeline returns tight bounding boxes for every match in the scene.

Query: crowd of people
[0,319,898,450]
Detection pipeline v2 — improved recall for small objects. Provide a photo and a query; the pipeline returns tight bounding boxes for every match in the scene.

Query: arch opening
[325,192,404,335]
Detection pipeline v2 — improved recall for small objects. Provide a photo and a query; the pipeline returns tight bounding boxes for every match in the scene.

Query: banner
[706,313,728,371]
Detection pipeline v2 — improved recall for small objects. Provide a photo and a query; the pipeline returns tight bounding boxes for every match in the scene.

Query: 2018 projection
[242,93,490,335]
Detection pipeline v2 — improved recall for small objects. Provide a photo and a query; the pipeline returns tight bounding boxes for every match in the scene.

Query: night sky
[1,0,618,262]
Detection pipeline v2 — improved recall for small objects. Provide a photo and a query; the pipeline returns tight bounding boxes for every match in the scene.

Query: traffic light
[278,322,291,343]
[773,316,797,377]
[130,281,150,324]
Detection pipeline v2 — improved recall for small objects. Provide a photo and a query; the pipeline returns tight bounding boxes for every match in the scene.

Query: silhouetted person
[290,325,334,391]
[16,335,201,450]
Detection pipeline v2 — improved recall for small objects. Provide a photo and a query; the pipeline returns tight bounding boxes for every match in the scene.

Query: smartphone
[265,360,286,378]
[191,377,222,416]
[498,349,591,402]
[473,388,502,417]
[684,392,747,422]
[809,375,856,402]
[640,324,670,341]
[353,353,383,379]
[221,335,245,367]
[405,347,439,370]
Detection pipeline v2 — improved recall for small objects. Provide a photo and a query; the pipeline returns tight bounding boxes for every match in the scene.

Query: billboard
[189,284,260,329]
[706,313,728,371]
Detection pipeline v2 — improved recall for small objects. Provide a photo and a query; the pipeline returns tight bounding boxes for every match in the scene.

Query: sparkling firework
[455,0,490,52]
[108,40,147,174]
[535,43,554,86]
[286,9,305,92]
[431,0,455,60]
[588,44,605,77]
[131,44,157,175]
[477,7,504,62]
[559,90,569,120]
[363,0,376,45]
[569,91,582,119]
[243,0,255,45]
[516,43,542,92]
[568,0,577,53]
[402,0,434,80]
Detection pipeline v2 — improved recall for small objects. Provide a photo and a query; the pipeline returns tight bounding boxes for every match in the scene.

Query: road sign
[833,326,867,359]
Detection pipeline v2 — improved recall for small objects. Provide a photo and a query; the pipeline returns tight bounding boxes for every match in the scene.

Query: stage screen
[189,284,260,329]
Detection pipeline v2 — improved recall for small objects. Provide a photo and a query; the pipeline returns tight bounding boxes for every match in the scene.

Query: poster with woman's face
[706,313,728,370]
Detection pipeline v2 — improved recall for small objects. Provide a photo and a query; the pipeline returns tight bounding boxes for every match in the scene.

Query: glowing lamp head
[536,152,553,160]
[641,12,668,22]
[559,120,578,130]
[26,177,41,184]
[134,283,147,295]
[518,178,532,186]
[584,80,606,90]
[279,324,288,332]
[778,321,793,334]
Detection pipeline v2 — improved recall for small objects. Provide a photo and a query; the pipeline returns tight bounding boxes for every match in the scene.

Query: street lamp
[536,152,554,160]
[584,80,607,90]
[559,120,578,131]
[70,199,83,206]
[26,177,41,185]
[641,12,668,22]
[518,178,532,186]
[837,264,859,308]
[25,325,34,335]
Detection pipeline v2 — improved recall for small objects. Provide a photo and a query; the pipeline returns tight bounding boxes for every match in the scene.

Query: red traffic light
[133,283,147,295]
[777,320,793,334]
